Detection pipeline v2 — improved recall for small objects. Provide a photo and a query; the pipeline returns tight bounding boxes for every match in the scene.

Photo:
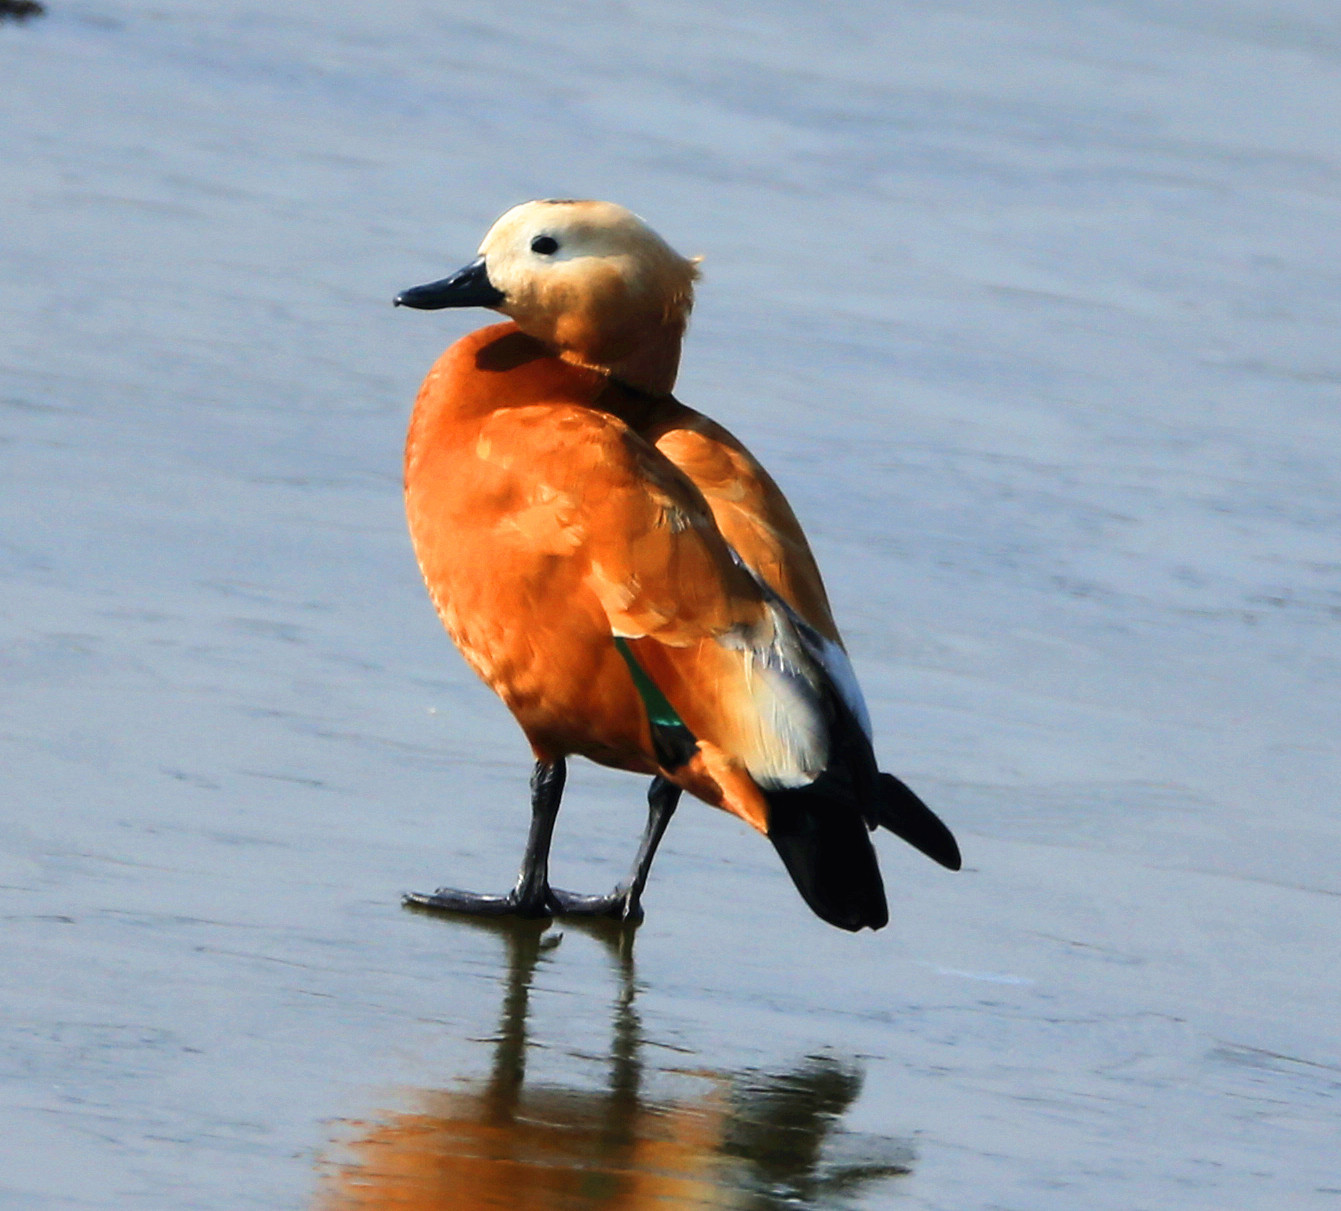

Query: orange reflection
[317,920,910,1210]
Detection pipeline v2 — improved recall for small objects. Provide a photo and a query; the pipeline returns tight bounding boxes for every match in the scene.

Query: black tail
[767,781,889,932]
[736,591,959,926]
[874,772,962,871]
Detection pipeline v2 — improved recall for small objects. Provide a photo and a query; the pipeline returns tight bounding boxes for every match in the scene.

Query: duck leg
[405,758,568,918]
[550,776,681,924]
[405,765,681,924]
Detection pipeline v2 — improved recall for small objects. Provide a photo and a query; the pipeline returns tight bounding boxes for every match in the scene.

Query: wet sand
[3,1,1340,1207]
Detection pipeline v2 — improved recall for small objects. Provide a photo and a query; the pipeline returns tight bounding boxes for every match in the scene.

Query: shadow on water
[316,918,913,1210]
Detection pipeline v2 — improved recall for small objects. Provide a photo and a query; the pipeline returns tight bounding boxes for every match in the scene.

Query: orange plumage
[396,200,960,931]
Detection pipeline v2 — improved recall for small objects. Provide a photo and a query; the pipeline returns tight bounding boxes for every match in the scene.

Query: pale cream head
[479,200,700,395]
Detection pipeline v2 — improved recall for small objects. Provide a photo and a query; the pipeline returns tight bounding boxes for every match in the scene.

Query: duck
[394,200,960,932]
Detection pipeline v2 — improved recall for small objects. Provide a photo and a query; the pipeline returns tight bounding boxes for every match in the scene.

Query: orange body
[404,323,838,834]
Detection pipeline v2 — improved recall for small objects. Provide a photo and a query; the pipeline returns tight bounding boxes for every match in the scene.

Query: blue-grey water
[3,1,1339,1207]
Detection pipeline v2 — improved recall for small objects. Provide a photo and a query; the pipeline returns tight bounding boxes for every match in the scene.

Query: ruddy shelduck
[395,200,960,931]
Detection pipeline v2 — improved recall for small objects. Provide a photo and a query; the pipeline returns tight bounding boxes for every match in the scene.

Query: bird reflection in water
[317,919,912,1209]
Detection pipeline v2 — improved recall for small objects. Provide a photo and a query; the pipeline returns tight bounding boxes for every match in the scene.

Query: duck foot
[403,884,643,924]
[403,887,551,918]
[551,885,644,923]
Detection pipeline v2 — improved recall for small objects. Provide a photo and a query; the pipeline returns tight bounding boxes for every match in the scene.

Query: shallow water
[3,1,1340,1208]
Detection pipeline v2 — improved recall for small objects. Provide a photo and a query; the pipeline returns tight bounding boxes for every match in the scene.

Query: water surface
[2,1,1339,1208]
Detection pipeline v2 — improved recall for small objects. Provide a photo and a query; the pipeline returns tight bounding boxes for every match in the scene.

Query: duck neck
[558,317,685,397]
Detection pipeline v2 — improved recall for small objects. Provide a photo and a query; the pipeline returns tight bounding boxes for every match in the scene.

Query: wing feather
[511,412,832,791]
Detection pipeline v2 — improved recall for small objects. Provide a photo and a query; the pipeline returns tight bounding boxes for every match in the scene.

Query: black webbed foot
[402,886,562,918]
[402,882,643,923]
[550,884,644,924]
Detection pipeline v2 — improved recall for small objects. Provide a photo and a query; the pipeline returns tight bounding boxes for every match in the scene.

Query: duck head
[397,200,700,395]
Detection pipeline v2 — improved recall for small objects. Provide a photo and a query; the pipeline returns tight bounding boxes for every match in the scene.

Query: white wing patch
[726,605,830,790]
[717,543,876,778]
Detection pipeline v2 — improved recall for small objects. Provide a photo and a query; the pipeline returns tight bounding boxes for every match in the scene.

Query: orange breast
[404,325,655,770]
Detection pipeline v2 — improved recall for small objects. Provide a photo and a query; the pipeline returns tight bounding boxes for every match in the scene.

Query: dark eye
[530,235,559,256]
